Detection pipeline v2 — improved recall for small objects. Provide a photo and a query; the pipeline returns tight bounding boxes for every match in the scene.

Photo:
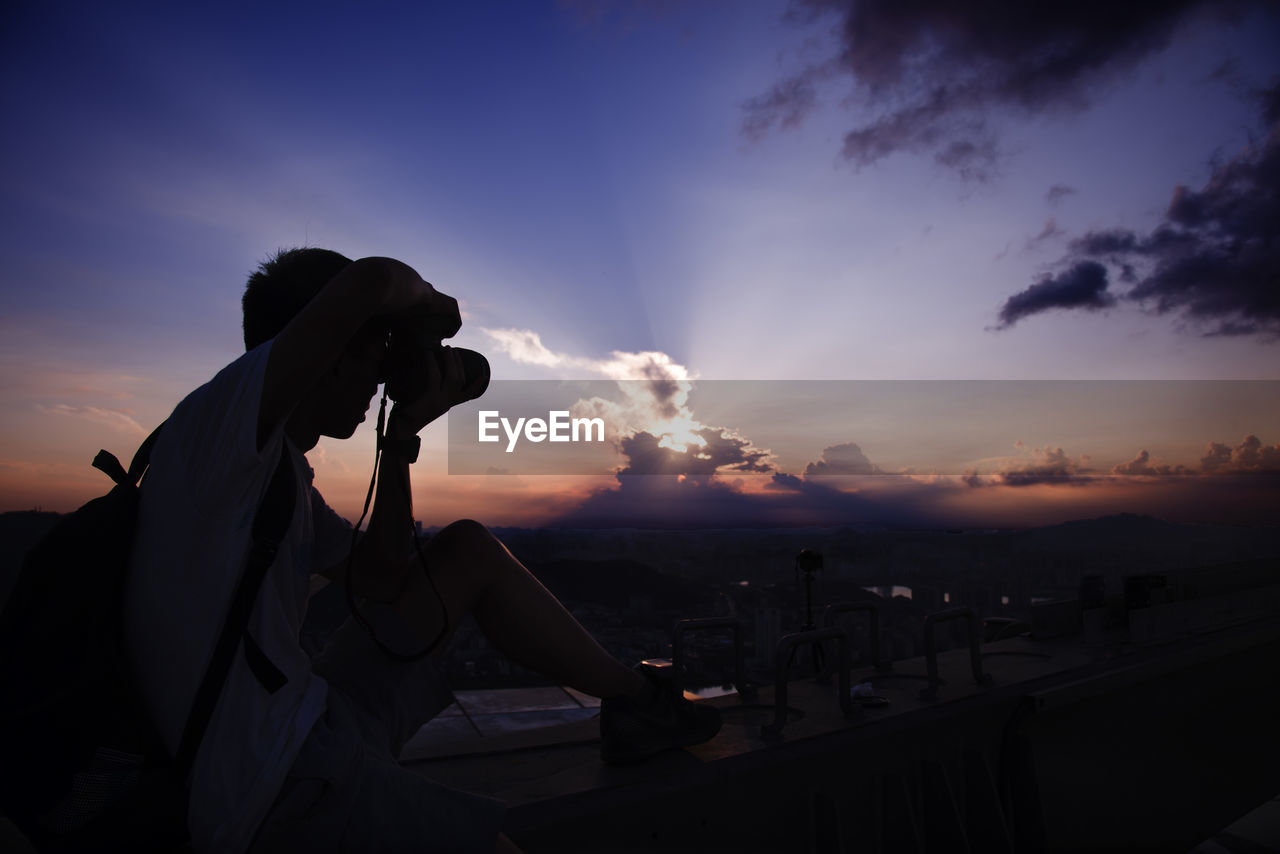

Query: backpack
[0,425,296,852]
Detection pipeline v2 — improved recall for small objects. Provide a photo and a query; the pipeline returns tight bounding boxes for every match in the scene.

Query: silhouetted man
[124,249,720,853]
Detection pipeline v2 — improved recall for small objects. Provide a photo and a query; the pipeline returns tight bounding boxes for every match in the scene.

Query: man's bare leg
[392,519,647,701]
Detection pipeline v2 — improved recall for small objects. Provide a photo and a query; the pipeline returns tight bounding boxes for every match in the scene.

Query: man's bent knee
[428,519,495,559]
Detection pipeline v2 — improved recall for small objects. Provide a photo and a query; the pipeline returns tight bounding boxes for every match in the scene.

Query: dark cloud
[1109,436,1279,476]
[552,467,1278,528]
[636,361,684,420]
[964,445,1095,487]
[1028,218,1065,248]
[741,74,820,141]
[616,428,772,476]
[551,472,923,529]
[993,260,1115,329]
[999,85,1280,338]
[802,442,884,476]
[1046,184,1078,206]
[1260,76,1280,125]
[922,126,1001,184]
[1111,450,1194,477]
[1208,58,1242,85]
[557,431,923,528]
[743,0,1226,177]
[1070,229,1141,256]
[1199,434,1280,474]
[550,434,1279,528]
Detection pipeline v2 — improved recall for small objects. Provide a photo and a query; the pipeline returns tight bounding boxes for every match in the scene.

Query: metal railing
[670,617,756,700]
[820,601,889,678]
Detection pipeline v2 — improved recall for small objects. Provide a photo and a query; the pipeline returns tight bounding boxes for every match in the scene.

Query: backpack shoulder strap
[174,448,296,778]
[126,423,166,486]
[92,422,165,487]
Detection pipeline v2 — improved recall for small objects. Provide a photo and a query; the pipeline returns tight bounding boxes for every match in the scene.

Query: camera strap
[342,391,448,663]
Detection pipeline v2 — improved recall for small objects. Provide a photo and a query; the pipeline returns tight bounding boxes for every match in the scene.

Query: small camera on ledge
[796,548,824,575]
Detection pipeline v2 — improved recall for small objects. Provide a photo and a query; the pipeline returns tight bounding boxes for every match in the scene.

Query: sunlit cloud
[480,327,694,384]
[1111,449,1195,477]
[480,327,774,470]
[466,331,1280,528]
[803,442,886,477]
[1199,434,1280,474]
[35,404,146,437]
[480,328,570,369]
[963,442,1094,487]
[1109,435,1280,477]
[308,444,351,475]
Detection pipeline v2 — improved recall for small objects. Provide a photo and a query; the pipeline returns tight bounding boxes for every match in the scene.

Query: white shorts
[248,604,504,853]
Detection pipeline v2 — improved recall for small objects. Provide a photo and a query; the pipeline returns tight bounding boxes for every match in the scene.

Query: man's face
[313,323,389,440]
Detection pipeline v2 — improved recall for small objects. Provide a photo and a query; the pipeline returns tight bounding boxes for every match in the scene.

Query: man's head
[244,247,388,441]
[242,247,354,351]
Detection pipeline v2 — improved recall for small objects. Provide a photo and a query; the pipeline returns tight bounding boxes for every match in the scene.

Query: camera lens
[454,348,491,401]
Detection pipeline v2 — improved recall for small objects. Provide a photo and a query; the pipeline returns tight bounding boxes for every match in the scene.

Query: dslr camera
[382,310,490,406]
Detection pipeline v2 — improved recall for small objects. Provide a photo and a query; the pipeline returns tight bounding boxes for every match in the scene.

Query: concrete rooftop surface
[3,560,1278,852]
[395,584,1280,852]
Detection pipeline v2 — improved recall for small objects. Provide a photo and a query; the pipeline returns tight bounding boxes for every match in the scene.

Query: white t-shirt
[124,342,353,854]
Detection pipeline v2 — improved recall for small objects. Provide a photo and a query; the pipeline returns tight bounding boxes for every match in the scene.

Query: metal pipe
[920,607,993,701]
[762,627,855,740]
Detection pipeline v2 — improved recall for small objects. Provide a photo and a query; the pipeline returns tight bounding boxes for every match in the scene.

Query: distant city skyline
[2,1,1277,528]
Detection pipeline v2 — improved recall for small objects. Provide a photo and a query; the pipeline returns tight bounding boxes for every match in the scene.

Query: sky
[2,0,1278,529]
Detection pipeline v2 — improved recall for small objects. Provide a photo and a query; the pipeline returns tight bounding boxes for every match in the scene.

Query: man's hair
[242,247,353,350]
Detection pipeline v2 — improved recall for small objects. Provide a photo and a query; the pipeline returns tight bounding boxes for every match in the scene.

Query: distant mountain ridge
[1014,512,1262,549]
[3,510,1275,615]
[527,558,709,609]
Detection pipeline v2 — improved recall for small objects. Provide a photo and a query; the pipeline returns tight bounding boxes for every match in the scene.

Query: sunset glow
[2,2,1278,530]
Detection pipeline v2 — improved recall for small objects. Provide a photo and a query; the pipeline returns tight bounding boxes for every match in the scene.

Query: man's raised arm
[256,256,455,451]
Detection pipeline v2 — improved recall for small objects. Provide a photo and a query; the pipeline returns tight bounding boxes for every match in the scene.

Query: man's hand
[385,345,469,438]
[380,258,462,337]
[259,255,458,451]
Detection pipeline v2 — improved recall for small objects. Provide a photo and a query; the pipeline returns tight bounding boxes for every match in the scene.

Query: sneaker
[599,665,722,764]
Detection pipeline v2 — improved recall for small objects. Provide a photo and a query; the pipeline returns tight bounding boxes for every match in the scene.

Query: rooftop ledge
[403,587,1280,852]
